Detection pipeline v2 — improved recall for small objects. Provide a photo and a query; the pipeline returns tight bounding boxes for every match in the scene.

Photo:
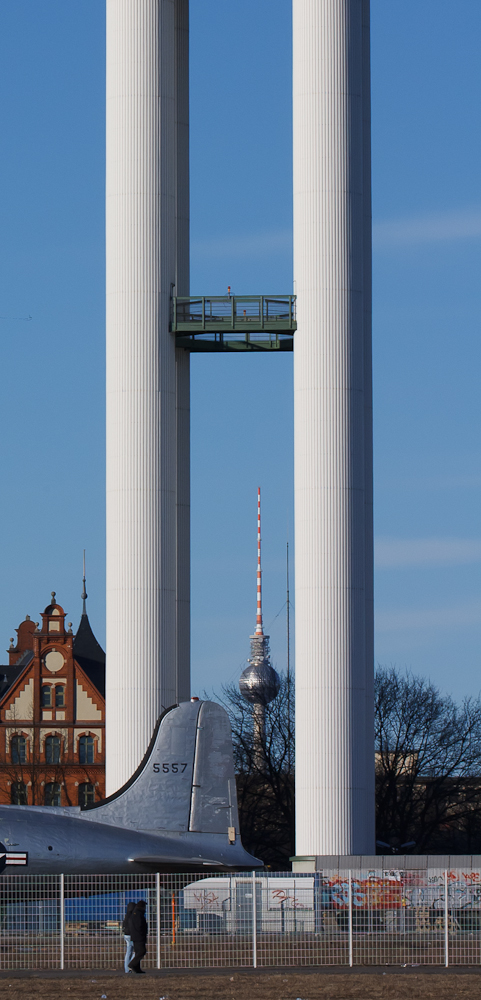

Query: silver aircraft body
[0,701,261,874]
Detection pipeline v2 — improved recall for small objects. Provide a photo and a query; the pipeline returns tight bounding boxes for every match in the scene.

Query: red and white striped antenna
[256,487,263,635]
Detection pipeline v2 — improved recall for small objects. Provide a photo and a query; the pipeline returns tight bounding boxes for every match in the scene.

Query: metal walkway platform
[172,295,296,351]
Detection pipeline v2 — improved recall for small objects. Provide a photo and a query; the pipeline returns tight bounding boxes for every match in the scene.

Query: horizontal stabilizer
[132,856,222,867]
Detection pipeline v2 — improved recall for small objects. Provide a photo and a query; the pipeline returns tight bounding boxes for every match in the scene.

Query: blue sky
[0,1,479,699]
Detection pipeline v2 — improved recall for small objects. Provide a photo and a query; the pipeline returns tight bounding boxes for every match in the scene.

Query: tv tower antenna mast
[255,486,263,636]
[240,489,280,764]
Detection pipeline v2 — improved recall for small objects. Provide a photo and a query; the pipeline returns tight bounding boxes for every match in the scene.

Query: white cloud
[373,207,481,249]
[376,601,481,633]
[191,229,292,261]
[375,537,481,569]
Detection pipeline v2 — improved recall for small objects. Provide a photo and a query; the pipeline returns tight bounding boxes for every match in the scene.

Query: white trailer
[182,876,315,934]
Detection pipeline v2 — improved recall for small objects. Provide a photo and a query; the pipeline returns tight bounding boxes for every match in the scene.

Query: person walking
[122,901,135,973]
[128,899,148,974]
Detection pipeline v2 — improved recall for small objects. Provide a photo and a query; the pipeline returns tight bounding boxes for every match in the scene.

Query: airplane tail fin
[84,700,260,867]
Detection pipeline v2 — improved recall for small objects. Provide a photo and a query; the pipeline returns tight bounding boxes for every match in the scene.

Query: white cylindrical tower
[106,0,190,793]
[293,0,374,856]
[174,0,191,715]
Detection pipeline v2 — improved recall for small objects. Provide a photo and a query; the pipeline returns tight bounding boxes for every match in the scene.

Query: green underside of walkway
[172,295,296,352]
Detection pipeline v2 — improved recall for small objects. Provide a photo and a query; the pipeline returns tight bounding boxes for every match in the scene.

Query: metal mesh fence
[64,874,158,970]
[0,869,481,969]
[0,876,59,970]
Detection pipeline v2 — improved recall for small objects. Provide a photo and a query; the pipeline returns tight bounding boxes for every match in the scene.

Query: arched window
[78,782,95,807]
[78,735,94,765]
[41,685,52,708]
[55,685,65,708]
[44,782,61,807]
[11,782,27,805]
[11,735,26,764]
[45,735,61,764]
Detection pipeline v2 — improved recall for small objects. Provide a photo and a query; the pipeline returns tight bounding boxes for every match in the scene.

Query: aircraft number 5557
[152,762,188,774]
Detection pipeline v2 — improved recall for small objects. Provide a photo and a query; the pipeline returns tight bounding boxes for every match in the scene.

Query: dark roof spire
[81,549,87,616]
[74,551,105,697]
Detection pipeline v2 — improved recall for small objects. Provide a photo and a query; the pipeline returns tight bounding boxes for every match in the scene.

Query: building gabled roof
[0,649,34,701]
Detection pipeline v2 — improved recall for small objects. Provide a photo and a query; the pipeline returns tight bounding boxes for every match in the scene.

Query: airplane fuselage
[0,805,245,873]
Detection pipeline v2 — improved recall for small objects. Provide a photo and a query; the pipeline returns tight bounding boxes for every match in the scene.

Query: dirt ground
[0,971,481,1000]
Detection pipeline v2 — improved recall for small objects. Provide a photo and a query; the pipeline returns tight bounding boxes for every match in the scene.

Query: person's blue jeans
[124,935,134,972]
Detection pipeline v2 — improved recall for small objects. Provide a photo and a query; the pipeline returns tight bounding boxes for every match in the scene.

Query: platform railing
[0,868,478,970]
[172,295,296,351]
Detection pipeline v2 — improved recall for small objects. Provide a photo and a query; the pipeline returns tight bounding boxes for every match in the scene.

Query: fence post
[348,871,353,968]
[252,871,257,969]
[60,873,65,970]
[444,870,449,968]
[156,872,161,970]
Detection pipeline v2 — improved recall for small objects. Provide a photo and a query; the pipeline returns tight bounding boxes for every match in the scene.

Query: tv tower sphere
[239,489,280,708]
[239,655,280,707]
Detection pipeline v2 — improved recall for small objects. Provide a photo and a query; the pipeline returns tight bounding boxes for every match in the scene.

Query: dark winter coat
[122,902,135,935]
[130,905,148,942]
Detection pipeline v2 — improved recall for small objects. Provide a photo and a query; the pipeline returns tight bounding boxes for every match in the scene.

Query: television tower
[239,489,280,761]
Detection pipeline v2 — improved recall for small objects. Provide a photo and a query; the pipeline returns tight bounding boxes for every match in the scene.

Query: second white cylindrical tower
[106,0,190,793]
[293,0,374,855]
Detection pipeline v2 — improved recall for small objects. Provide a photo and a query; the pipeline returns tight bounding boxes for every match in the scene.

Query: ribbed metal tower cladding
[106,0,190,794]
[293,0,375,855]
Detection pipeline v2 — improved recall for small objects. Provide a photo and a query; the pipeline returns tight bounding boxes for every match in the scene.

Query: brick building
[0,587,105,807]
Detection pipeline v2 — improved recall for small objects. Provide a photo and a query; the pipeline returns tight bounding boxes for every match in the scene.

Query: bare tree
[217,674,294,870]
[375,666,481,853]
[220,665,481,864]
